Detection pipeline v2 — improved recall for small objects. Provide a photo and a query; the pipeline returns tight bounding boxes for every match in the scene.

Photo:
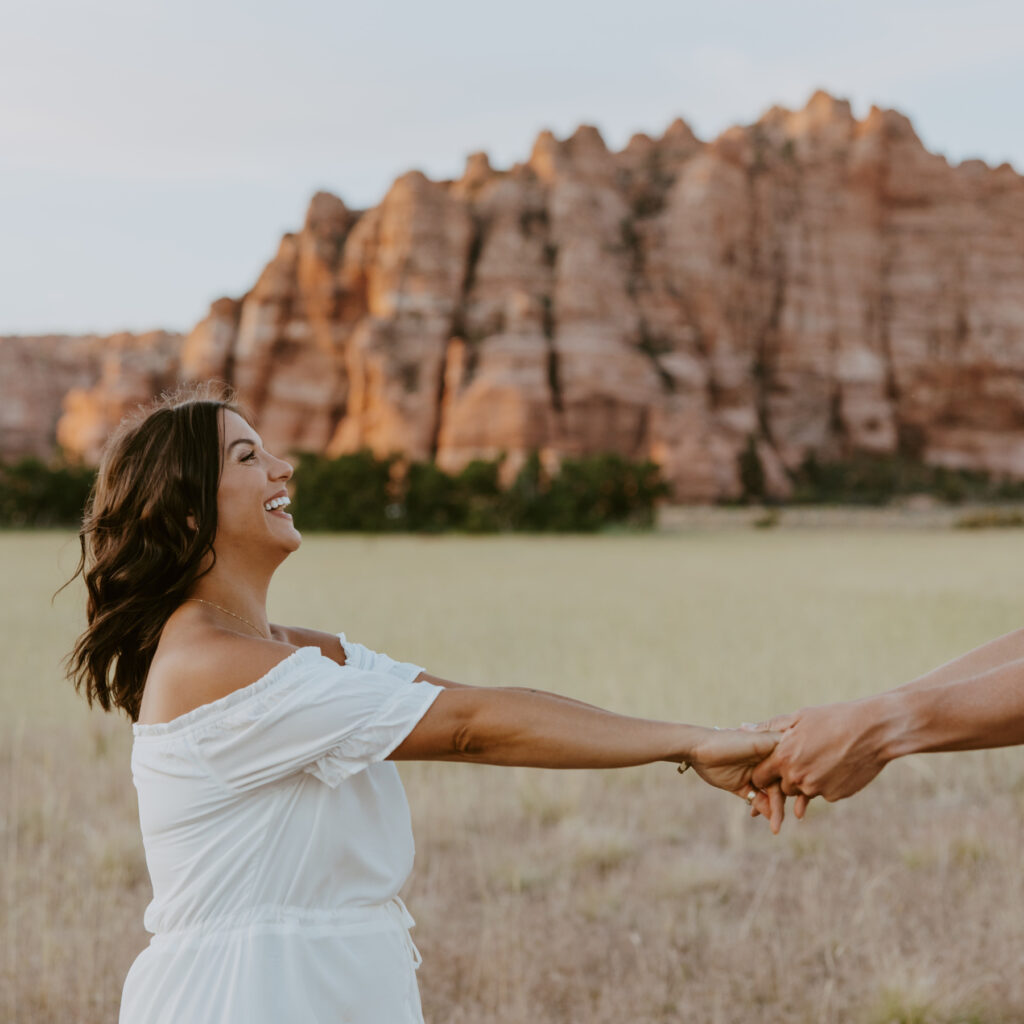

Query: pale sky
[2,0,1021,336]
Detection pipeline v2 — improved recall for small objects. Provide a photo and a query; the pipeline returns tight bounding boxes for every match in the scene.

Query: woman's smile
[215,410,302,554]
[263,492,293,520]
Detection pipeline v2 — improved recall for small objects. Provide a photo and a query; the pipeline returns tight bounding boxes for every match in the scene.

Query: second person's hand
[745,700,894,820]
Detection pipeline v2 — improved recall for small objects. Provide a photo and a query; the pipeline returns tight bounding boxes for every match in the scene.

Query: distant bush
[788,452,1024,506]
[289,451,400,531]
[955,509,1024,530]
[291,449,670,533]
[403,461,466,533]
[753,509,780,529]
[0,458,95,527]
[533,452,670,531]
[453,458,508,533]
[725,443,1024,507]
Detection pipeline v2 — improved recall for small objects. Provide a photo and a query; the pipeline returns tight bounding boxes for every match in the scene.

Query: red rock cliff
[6,91,1024,500]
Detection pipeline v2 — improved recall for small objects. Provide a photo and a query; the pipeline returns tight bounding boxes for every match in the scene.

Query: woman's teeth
[263,496,291,512]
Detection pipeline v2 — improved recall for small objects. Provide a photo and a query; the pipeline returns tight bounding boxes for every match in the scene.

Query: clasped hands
[690,695,891,834]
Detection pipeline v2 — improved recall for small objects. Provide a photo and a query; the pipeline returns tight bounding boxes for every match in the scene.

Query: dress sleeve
[192,648,444,792]
[337,631,425,684]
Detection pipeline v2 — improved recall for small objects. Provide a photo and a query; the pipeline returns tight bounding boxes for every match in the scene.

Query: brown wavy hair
[63,382,249,722]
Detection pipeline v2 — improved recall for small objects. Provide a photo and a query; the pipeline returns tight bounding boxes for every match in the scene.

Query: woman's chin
[276,525,302,553]
[265,525,302,560]
[265,511,302,551]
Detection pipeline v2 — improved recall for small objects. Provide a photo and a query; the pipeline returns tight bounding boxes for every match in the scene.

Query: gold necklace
[184,598,270,640]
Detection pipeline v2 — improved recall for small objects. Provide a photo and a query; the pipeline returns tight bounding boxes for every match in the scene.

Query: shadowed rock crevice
[666,282,719,409]
[461,214,486,300]
[541,293,563,415]
[433,211,489,457]
[821,230,845,455]
[753,256,785,447]
[636,321,676,394]
[429,344,448,461]
[878,230,904,449]
[743,142,778,450]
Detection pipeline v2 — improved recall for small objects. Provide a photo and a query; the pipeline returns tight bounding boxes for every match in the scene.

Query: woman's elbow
[451,719,485,758]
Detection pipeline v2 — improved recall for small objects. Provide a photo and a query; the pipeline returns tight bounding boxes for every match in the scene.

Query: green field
[4,529,1024,1022]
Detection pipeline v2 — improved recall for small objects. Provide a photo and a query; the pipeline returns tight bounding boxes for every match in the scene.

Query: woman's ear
[186,512,197,531]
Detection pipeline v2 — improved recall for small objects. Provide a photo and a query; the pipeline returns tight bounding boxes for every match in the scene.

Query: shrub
[288,449,669,533]
[403,462,464,533]
[0,457,95,527]
[454,458,509,533]
[502,451,550,531]
[955,509,1024,530]
[788,452,1024,506]
[289,450,399,531]
[503,452,670,533]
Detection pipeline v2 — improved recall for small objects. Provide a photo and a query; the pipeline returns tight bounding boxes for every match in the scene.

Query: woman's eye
[241,451,257,463]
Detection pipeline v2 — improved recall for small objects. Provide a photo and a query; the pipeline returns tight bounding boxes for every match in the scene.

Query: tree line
[0,450,669,532]
[6,441,1024,531]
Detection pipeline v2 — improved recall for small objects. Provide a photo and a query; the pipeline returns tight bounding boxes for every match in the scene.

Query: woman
[66,385,781,1024]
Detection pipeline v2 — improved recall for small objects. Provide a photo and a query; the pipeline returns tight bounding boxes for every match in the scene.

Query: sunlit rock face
[0,334,107,461]
[6,90,1024,499]
[56,332,182,464]
[0,331,182,462]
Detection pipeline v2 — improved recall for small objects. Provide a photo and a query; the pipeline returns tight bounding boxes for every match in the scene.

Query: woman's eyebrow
[226,437,261,452]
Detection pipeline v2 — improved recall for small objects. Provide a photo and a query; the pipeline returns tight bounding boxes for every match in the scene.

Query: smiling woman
[63,383,258,723]
[62,381,781,1024]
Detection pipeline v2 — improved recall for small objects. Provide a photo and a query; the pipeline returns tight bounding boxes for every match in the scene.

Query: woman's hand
[688,727,786,833]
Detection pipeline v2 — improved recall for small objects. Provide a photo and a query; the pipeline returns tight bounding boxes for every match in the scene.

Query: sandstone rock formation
[0,332,181,462]
[56,331,181,463]
[5,90,1024,500]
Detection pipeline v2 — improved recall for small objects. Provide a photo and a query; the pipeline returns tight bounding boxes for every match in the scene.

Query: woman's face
[213,410,301,561]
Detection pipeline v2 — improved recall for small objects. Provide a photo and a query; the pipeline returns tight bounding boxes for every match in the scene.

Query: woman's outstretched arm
[270,628,784,828]
[415,670,612,713]
[389,685,782,827]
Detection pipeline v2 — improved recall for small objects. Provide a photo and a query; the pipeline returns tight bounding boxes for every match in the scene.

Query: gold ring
[745,790,757,805]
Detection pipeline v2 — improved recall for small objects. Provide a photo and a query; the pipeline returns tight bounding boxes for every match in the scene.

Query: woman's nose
[271,454,293,480]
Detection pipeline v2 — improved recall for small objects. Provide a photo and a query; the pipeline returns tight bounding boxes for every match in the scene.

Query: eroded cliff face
[6,91,1024,499]
[0,331,181,461]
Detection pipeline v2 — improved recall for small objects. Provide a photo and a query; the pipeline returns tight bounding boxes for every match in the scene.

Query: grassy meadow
[4,527,1024,1023]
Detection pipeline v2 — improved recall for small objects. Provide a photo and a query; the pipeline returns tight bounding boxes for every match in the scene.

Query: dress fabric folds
[119,635,444,1024]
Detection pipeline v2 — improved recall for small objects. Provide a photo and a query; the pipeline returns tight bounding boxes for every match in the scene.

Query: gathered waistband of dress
[148,896,419,960]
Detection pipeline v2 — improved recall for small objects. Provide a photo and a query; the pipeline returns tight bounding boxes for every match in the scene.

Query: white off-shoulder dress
[119,634,445,1024]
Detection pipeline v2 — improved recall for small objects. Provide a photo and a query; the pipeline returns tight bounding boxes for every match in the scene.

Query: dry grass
[4,529,1024,1023]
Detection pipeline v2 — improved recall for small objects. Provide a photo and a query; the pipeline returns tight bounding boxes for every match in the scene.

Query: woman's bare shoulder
[271,624,347,667]
[139,619,304,726]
